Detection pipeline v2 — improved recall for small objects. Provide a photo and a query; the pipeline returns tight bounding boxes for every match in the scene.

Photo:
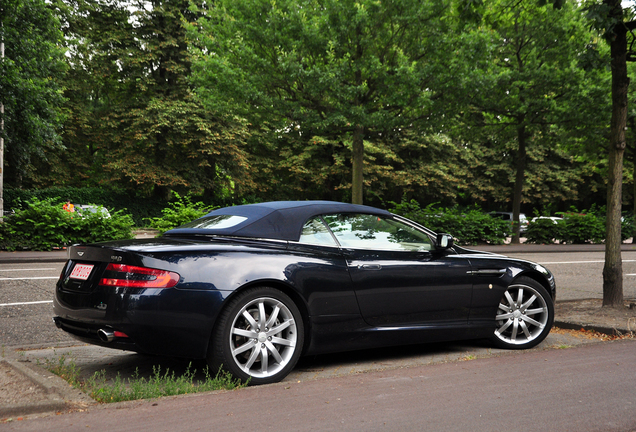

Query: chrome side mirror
[437,233,454,249]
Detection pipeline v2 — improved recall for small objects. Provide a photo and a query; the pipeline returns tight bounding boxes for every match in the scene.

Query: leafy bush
[4,187,183,226]
[145,193,216,234]
[389,199,509,245]
[556,208,605,244]
[1,198,73,250]
[5,187,248,227]
[68,207,135,244]
[0,197,134,251]
[524,218,562,244]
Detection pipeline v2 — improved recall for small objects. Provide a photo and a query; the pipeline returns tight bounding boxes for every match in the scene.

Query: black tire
[491,276,554,350]
[208,287,304,385]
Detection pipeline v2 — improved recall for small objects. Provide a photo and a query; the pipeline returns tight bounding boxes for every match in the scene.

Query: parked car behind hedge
[489,211,529,234]
[0,198,134,251]
[525,210,618,245]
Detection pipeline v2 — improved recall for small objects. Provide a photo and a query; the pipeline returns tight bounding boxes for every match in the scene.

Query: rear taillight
[99,263,180,288]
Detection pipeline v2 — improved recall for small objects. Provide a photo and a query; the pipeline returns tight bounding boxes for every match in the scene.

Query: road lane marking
[0,268,58,272]
[0,300,53,307]
[0,277,59,280]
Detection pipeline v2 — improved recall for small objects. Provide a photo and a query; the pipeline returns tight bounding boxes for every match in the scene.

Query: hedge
[0,197,134,251]
[389,200,509,245]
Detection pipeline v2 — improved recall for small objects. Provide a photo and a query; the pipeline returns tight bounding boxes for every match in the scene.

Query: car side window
[298,217,338,246]
[322,213,433,251]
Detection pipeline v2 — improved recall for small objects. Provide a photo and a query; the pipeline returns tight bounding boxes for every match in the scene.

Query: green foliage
[68,207,135,245]
[0,197,134,251]
[1,0,626,225]
[521,209,634,245]
[45,354,244,403]
[0,198,72,251]
[389,199,509,245]
[526,208,611,245]
[145,193,215,233]
[55,0,249,198]
[191,0,454,203]
[0,0,67,188]
[87,364,244,403]
[524,218,563,244]
[556,209,606,244]
[5,187,178,226]
[451,0,605,213]
[44,353,82,388]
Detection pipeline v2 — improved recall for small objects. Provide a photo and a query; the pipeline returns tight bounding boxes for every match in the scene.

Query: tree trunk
[603,1,627,308]
[351,125,364,205]
[631,117,636,243]
[511,124,527,244]
[633,148,636,242]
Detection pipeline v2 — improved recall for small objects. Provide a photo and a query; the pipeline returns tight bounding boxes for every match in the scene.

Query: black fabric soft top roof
[164,201,392,241]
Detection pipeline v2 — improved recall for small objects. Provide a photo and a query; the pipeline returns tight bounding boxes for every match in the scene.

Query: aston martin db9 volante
[54,201,555,384]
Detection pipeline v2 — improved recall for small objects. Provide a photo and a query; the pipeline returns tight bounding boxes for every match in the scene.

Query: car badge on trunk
[77,251,85,257]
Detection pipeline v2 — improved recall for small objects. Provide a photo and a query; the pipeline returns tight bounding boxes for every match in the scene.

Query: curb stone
[554,320,636,336]
[0,353,96,418]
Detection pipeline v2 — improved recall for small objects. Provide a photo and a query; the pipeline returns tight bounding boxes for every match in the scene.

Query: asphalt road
[3,339,636,432]
[2,251,636,348]
[502,250,636,301]
[0,262,72,348]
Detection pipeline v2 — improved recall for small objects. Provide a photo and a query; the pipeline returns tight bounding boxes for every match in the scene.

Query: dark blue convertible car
[54,201,555,384]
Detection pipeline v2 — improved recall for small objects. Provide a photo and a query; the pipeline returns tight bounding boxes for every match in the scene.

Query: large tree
[0,0,66,189]
[45,0,251,199]
[583,0,636,307]
[456,0,595,242]
[190,0,454,205]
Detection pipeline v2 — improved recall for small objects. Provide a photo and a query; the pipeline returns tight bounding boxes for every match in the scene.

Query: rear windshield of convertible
[179,215,248,230]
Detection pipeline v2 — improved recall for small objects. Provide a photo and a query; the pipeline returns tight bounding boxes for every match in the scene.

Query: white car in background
[75,204,111,218]
[489,212,529,233]
[531,216,563,224]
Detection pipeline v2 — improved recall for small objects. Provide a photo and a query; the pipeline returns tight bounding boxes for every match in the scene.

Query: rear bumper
[53,286,229,359]
[53,316,141,352]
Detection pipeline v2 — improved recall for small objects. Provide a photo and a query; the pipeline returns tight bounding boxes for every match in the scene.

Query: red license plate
[69,264,94,280]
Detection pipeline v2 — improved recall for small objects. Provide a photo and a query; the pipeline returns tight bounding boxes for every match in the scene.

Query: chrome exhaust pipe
[97,329,115,343]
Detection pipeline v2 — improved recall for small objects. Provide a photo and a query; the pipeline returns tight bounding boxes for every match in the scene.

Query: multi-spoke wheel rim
[229,297,298,378]
[494,284,549,345]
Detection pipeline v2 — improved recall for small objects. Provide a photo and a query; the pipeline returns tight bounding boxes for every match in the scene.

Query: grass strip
[45,353,245,403]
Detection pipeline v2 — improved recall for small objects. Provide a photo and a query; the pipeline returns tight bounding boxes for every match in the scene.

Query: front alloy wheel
[492,277,554,349]
[209,287,304,385]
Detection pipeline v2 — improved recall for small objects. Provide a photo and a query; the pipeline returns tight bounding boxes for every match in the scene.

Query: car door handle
[358,264,382,270]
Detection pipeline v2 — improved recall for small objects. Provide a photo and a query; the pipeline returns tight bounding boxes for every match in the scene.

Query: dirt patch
[555,299,636,336]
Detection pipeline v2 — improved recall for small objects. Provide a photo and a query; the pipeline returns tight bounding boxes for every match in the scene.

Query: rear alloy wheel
[209,287,304,385]
[492,277,554,349]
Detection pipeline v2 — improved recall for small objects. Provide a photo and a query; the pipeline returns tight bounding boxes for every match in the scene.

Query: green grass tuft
[45,354,245,403]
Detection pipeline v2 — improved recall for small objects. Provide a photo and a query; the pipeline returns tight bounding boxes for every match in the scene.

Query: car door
[323,213,473,327]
